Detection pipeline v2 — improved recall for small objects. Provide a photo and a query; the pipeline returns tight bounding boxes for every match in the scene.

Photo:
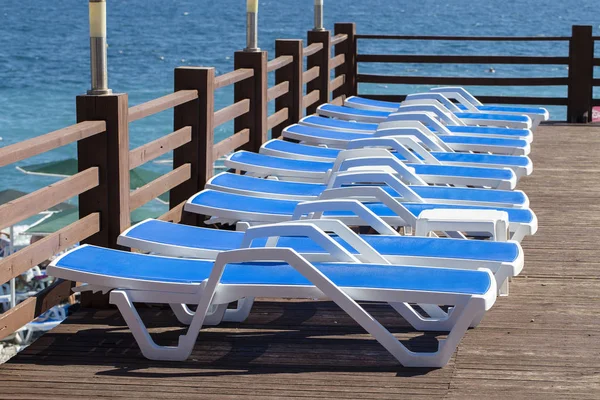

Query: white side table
[415,209,510,242]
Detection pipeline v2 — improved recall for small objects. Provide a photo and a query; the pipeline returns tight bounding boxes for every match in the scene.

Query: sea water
[0,0,598,212]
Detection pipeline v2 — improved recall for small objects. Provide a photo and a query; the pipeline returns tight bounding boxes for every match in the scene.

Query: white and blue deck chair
[205,171,528,208]
[225,149,518,189]
[317,102,532,130]
[297,117,531,156]
[261,137,532,178]
[49,232,497,367]
[119,218,523,296]
[185,189,537,241]
[344,88,549,128]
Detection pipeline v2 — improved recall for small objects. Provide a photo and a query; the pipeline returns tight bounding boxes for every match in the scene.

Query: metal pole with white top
[245,0,260,52]
[88,0,112,95]
[314,0,324,31]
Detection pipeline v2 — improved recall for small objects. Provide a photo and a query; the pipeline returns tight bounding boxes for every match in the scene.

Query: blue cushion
[125,219,520,264]
[55,245,492,295]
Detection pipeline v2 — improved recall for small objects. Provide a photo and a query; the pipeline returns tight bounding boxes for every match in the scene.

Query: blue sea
[0,0,599,218]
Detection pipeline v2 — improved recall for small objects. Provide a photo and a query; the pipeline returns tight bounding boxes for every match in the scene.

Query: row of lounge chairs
[48,87,545,368]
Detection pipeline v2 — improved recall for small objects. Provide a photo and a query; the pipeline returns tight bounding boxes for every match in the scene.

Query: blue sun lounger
[205,171,528,208]
[317,103,533,129]
[344,88,549,128]
[119,218,523,297]
[225,150,518,189]
[185,189,537,241]
[261,138,532,178]
[49,240,497,367]
[297,118,531,155]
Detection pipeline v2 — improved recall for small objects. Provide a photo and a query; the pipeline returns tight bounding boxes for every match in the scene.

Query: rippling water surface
[0,0,598,204]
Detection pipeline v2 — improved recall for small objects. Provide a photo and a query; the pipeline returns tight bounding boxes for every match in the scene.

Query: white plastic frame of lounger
[317,102,532,130]
[49,240,496,367]
[118,218,522,297]
[260,136,531,179]
[186,191,537,242]
[226,148,517,189]
[207,169,528,209]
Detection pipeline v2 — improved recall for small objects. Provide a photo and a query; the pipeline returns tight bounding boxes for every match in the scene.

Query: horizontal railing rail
[355,34,571,41]
[128,90,198,122]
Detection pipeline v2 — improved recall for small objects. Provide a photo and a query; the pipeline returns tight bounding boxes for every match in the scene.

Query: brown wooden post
[234,51,268,152]
[567,25,594,123]
[76,93,130,307]
[273,39,304,138]
[306,30,331,115]
[171,67,215,226]
[333,23,357,99]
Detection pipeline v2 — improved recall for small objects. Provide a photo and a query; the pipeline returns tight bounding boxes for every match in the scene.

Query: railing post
[333,23,357,99]
[76,93,130,308]
[171,67,215,226]
[273,39,304,138]
[234,51,268,152]
[567,25,594,123]
[306,29,331,115]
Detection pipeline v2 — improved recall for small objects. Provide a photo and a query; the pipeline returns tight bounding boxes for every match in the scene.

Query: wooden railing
[0,22,358,334]
[0,121,105,339]
[354,25,598,123]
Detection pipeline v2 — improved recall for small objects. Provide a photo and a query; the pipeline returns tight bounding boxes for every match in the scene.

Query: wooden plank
[330,75,345,92]
[267,81,289,102]
[306,30,331,115]
[157,200,186,224]
[0,121,106,168]
[0,279,74,340]
[355,34,570,41]
[0,212,100,285]
[129,126,192,170]
[234,51,268,153]
[303,90,320,109]
[303,42,323,57]
[357,74,568,86]
[0,167,98,230]
[76,94,130,251]
[331,95,345,106]
[214,68,254,90]
[302,66,320,85]
[330,33,348,46]
[213,129,250,160]
[129,164,191,211]
[357,54,570,65]
[171,67,215,226]
[359,93,568,106]
[567,25,594,122]
[334,23,357,98]
[267,108,289,131]
[273,39,304,138]
[128,90,198,123]
[266,55,293,73]
[214,99,251,127]
[329,54,346,69]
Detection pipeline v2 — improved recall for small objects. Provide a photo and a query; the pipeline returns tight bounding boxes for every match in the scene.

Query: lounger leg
[389,302,461,332]
[222,297,255,322]
[169,304,194,325]
[111,290,203,361]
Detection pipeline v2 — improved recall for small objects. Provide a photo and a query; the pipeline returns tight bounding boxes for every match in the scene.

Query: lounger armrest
[377,114,455,150]
[249,220,390,264]
[331,148,428,185]
[392,104,464,126]
[430,87,483,109]
[240,223,360,263]
[327,170,424,203]
[291,199,399,235]
[319,186,418,227]
[347,135,442,165]
[404,93,463,113]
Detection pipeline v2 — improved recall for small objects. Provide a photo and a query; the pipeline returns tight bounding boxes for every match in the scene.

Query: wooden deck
[1,124,599,399]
